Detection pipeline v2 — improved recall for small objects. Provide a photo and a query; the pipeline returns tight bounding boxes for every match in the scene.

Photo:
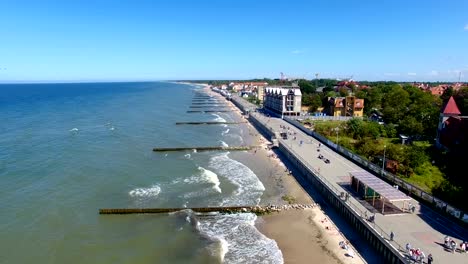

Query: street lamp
[333,127,339,145]
[382,145,386,175]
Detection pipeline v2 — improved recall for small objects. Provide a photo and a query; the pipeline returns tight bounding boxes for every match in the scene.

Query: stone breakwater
[99,204,320,215]
[246,203,319,215]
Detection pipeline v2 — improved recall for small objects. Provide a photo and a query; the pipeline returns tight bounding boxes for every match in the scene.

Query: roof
[265,86,301,96]
[442,96,461,115]
[350,170,411,202]
[354,99,364,108]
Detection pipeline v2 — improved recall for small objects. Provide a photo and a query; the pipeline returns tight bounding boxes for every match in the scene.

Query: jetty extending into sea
[175,121,247,125]
[152,146,254,152]
[99,204,318,215]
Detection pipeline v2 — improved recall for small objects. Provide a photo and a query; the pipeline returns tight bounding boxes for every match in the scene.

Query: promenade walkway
[232,95,468,263]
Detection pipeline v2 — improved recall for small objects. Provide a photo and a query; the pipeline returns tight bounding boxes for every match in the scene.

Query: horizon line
[0,78,466,85]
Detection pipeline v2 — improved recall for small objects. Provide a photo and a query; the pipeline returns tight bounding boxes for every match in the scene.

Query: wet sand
[201,84,366,264]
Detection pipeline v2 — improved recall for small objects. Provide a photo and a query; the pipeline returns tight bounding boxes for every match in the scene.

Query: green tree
[399,116,424,135]
[362,121,381,139]
[381,86,410,124]
[346,118,364,139]
[453,87,468,115]
[338,87,348,97]
[308,94,322,112]
[298,79,316,94]
[440,87,454,102]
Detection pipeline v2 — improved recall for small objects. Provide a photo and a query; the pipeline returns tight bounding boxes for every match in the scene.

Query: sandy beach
[200,84,366,264]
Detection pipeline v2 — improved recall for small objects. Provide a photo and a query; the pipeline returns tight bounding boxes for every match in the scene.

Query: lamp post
[382,145,386,175]
[334,127,339,145]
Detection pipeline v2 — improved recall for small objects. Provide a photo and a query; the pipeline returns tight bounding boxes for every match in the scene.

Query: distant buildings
[264,85,302,116]
[325,96,364,117]
[436,96,468,150]
[413,82,466,96]
[229,82,268,102]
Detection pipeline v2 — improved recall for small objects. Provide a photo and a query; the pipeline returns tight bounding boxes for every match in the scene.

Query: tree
[308,94,322,112]
[453,87,468,115]
[381,86,410,124]
[399,116,424,136]
[338,87,348,97]
[298,79,316,94]
[362,122,381,139]
[440,87,454,102]
[346,118,364,139]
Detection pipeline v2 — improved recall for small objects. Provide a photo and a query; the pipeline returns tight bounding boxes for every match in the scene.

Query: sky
[0,0,467,82]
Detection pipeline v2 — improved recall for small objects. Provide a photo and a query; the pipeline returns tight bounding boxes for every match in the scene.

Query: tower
[436,96,461,148]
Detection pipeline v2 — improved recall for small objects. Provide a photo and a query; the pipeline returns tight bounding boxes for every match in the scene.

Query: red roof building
[436,96,467,149]
[442,96,461,115]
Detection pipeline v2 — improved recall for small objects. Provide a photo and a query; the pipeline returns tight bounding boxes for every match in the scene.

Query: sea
[0,82,283,264]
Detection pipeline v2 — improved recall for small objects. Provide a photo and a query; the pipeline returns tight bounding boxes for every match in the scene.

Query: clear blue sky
[0,0,467,82]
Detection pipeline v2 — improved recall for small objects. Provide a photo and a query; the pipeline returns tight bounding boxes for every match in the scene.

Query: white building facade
[264,86,302,116]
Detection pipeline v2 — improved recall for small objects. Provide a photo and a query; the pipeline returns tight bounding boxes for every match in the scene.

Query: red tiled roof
[442,96,461,115]
[354,99,364,108]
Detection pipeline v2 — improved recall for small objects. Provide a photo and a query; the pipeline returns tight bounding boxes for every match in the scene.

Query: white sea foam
[219,141,229,148]
[180,167,222,193]
[184,153,191,159]
[209,152,265,205]
[109,127,115,131]
[129,185,161,198]
[198,167,222,193]
[221,128,230,136]
[211,113,226,123]
[226,133,244,144]
[197,213,283,264]
[69,128,79,132]
[193,149,197,153]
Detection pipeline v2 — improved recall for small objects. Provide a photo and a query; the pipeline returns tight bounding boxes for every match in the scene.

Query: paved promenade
[231,95,468,263]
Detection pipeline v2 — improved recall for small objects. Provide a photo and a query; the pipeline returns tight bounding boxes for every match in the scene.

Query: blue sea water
[0,82,282,264]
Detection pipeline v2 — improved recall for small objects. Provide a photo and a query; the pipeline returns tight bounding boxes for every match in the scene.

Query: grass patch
[406,161,444,192]
[281,194,297,204]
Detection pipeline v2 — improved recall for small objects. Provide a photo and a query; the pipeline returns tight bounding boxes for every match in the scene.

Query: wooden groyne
[191,102,226,105]
[175,121,247,125]
[190,105,228,107]
[189,106,228,109]
[187,110,233,113]
[153,146,254,152]
[99,204,318,215]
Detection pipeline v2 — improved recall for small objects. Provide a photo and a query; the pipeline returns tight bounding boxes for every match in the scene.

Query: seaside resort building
[264,86,302,117]
[326,96,364,117]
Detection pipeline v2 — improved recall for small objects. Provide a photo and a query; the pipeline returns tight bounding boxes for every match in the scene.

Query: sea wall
[277,142,406,263]
[283,117,468,224]
[245,112,406,263]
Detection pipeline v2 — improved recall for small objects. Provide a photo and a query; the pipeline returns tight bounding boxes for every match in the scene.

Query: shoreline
[199,83,365,264]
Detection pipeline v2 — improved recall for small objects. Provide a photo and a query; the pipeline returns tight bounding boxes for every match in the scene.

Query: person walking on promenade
[427,253,433,264]
[405,242,411,253]
[390,231,394,241]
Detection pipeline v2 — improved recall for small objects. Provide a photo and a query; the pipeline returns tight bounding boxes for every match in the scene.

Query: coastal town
[2,1,468,264]
[207,78,468,263]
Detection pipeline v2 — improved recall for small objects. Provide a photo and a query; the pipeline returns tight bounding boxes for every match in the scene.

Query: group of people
[339,241,355,258]
[444,236,467,254]
[405,243,432,263]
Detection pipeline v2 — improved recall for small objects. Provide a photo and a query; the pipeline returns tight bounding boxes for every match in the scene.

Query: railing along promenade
[250,112,406,255]
[283,117,468,225]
